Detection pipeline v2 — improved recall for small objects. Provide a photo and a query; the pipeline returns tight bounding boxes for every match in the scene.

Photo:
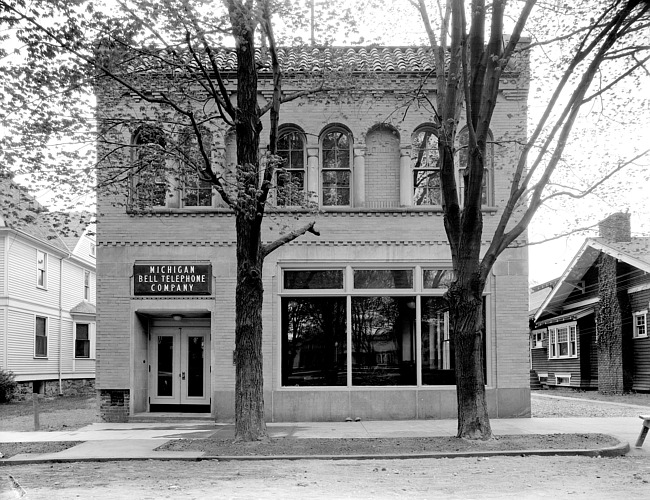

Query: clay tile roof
[119,46,440,75]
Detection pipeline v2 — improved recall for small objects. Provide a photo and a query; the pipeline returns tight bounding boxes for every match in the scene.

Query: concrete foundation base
[212,388,531,422]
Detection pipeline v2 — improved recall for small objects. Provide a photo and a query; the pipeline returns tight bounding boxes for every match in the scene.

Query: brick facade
[95,46,531,421]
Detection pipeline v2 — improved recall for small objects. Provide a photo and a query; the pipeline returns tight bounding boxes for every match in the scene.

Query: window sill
[548,356,577,360]
[126,206,500,216]
[633,334,648,340]
[277,385,463,390]
[33,356,48,360]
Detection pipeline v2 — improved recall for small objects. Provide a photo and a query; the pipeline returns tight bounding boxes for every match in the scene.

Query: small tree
[413,0,649,438]
[0,369,17,403]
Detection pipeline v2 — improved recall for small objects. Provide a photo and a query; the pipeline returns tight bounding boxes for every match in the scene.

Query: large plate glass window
[351,296,416,386]
[421,297,454,385]
[282,297,347,386]
[280,265,487,388]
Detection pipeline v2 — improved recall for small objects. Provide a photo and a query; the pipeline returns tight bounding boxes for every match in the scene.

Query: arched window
[178,127,213,207]
[131,125,167,207]
[458,128,493,206]
[411,128,440,206]
[321,127,352,206]
[276,128,306,206]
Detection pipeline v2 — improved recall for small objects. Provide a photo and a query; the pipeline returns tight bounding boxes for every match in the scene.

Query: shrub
[0,369,17,403]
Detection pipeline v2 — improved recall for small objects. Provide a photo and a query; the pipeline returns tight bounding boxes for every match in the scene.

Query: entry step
[130,412,214,423]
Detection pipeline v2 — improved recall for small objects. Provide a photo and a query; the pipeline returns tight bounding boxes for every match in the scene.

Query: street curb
[0,440,630,465]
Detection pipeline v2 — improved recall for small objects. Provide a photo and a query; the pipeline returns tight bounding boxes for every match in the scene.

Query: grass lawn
[0,395,98,432]
[540,390,650,406]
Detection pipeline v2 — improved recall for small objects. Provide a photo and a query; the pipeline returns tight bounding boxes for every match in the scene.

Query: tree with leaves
[2,0,648,443]
[0,0,356,441]
[412,0,649,438]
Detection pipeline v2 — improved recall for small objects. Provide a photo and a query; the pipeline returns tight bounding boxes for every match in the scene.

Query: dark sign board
[134,264,212,296]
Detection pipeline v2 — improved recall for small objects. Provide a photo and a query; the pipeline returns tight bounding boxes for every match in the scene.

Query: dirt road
[3,454,650,499]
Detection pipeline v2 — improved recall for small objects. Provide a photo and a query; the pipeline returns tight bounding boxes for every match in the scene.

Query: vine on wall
[595,254,623,394]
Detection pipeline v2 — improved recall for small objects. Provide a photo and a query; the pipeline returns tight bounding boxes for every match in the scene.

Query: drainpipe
[58,253,70,396]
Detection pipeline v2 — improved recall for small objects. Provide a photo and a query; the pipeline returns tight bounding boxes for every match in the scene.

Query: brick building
[95,45,531,422]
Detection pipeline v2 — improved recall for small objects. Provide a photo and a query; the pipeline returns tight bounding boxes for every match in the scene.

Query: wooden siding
[531,347,549,373]
[0,234,5,295]
[547,358,582,387]
[588,327,599,388]
[633,336,650,391]
[8,237,62,310]
[630,287,650,391]
[4,232,96,382]
[7,310,61,379]
[61,261,96,311]
[61,319,74,372]
[0,308,5,369]
[72,234,96,266]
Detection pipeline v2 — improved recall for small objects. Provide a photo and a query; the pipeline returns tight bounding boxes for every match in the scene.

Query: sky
[11,0,650,285]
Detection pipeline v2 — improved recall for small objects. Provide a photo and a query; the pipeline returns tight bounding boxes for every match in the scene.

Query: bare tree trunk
[447,277,492,440]
[234,212,268,440]
[228,0,268,441]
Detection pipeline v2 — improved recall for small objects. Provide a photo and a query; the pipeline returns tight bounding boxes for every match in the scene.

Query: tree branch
[262,221,320,258]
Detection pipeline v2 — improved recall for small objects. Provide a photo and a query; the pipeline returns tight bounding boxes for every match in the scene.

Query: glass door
[150,327,210,409]
[179,329,210,405]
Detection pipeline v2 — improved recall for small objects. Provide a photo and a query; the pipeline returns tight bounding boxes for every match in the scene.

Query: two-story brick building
[95,46,531,422]
[1,179,97,397]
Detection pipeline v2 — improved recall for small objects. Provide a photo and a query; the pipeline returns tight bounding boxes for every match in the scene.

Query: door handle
[181,372,186,380]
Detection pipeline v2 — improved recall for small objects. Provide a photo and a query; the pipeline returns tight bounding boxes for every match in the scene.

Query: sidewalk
[1,415,648,463]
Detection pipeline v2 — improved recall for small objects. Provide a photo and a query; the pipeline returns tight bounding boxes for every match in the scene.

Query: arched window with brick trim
[276,126,306,207]
[320,126,352,207]
[131,125,168,208]
[411,127,440,206]
[457,127,494,206]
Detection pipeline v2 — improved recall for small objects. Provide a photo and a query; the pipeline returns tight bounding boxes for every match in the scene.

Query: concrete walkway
[1,415,648,463]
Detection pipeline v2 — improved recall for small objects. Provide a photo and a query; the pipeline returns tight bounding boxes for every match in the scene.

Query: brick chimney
[598,212,631,242]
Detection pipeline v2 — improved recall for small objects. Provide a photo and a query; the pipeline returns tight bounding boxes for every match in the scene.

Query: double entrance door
[149,326,210,412]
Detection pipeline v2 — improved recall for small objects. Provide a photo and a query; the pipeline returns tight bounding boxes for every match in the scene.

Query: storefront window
[421,297,454,385]
[351,296,416,386]
[282,297,347,386]
[280,266,488,388]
